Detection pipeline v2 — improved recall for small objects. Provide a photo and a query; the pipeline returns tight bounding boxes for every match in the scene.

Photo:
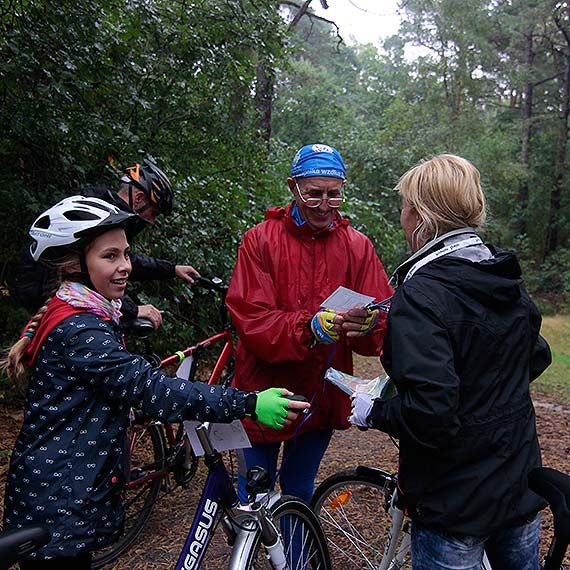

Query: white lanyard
[403,236,483,284]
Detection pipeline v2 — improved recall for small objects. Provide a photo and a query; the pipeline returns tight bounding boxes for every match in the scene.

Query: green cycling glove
[254,388,290,429]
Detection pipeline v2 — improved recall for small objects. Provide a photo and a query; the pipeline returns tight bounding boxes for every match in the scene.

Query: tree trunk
[519,29,535,238]
[254,56,275,146]
[546,13,570,256]
[255,1,316,147]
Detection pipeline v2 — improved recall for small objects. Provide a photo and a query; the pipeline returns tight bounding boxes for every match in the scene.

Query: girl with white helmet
[1,196,309,569]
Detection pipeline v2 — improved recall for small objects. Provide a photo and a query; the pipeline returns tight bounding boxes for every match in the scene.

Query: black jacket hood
[425,248,524,310]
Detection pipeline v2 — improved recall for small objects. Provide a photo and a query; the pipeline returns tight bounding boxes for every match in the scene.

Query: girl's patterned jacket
[4,311,248,559]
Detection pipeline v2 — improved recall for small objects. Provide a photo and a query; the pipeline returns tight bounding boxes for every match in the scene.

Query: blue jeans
[237,429,333,503]
[411,514,541,570]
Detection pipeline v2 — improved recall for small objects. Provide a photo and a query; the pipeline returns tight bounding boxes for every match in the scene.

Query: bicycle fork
[229,491,288,570]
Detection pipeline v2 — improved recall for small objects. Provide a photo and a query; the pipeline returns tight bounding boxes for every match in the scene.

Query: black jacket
[371,244,551,537]
[13,186,175,320]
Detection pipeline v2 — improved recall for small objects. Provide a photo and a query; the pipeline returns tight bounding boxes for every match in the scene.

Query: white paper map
[184,420,252,456]
[320,286,375,312]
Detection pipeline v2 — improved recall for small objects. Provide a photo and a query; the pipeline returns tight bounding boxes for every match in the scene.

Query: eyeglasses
[294,180,345,209]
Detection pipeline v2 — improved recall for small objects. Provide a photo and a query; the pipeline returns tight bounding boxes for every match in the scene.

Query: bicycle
[311,464,570,569]
[92,275,237,568]
[172,414,331,570]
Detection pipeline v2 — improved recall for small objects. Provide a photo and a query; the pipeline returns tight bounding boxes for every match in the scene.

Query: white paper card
[175,354,194,382]
[184,420,252,456]
[320,286,375,312]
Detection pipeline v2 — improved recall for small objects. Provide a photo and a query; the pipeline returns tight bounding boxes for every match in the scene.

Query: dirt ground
[1,357,569,569]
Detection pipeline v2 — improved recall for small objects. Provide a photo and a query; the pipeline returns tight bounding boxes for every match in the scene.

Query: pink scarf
[57,281,122,324]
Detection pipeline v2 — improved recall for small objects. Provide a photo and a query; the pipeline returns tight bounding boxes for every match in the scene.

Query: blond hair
[1,252,81,392]
[396,154,487,249]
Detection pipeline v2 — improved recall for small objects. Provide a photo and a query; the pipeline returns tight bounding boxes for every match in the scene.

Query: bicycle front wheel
[311,467,412,570]
[241,496,331,570]
[92,422,166,568]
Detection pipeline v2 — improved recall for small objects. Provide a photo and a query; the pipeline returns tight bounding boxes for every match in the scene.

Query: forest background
[1,0,570,368]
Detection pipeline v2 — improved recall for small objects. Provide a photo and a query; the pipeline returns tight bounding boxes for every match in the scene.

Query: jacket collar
[390,227,479,289]
[265,201,348,238]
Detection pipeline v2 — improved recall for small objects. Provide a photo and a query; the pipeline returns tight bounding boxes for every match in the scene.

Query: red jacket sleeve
[347,235,393,356]
[226,228,315,363]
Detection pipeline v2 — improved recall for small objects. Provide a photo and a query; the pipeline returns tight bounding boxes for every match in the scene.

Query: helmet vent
[64,211,101,221]
[34,215,51,229]
[80,199,115,212]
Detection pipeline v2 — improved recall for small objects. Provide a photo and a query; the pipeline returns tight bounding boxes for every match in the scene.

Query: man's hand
[175,265,200,284]
[310,308,341,344]
[137,304,163,330]
[337,307,380,338]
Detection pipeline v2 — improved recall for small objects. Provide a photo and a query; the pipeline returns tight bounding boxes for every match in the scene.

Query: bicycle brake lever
[365,297,392,313]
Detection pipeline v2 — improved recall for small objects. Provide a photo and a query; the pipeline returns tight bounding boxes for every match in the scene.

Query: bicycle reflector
[329,491,353,510]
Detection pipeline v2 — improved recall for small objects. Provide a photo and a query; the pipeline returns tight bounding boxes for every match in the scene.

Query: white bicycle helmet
[29,195,136,261]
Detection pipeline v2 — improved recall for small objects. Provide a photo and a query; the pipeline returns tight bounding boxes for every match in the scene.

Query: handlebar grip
[0,525,50,569]
[191,275,227,292]
[286,395,309,403]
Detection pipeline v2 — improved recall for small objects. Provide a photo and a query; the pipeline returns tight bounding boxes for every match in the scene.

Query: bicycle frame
[160,328,234,386]
[175,423,282,570]
[125,328,235,493]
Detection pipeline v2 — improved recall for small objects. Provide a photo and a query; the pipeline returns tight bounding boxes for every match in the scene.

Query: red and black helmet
[121,158,174,216]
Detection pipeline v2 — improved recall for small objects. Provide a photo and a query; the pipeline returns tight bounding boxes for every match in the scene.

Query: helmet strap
[78,252,96,292]
[128,184,135,210]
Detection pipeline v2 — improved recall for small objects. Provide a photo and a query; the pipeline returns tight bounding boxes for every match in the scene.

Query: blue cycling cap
[291,144,346,179]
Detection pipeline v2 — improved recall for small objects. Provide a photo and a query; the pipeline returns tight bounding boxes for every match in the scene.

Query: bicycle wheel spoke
[91,423,166,569]
[320,493,384,567]
[242,496,331,570]
[312,471,412,570]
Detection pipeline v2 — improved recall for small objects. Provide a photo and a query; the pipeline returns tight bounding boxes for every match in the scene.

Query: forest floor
[0,357,569,569]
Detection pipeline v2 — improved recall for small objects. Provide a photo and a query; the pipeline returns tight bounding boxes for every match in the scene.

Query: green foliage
[534,315,570,404]
[2,0,570,359]
[0,0,290,352]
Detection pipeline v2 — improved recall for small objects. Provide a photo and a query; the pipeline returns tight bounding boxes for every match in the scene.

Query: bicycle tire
[92,422,166,568]
[219,355,235,389]
[239,495,331,570]
[172,424,200,485]
[311,467,411,570]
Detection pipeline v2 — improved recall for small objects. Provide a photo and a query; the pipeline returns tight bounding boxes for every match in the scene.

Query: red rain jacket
[226,203,393,443]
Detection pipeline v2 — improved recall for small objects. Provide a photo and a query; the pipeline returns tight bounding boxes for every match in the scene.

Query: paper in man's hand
[320,286,375,312]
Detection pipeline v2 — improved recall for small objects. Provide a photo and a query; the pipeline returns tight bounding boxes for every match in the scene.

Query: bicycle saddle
[0,525,50,569]
[528,467,570,542]
[122,317,155,339]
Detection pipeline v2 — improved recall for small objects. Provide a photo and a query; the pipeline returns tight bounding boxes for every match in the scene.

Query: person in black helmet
[13,158,199,330]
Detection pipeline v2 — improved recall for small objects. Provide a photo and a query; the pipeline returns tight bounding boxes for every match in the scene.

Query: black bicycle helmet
[29,196,137,261]
[121,158,174,216]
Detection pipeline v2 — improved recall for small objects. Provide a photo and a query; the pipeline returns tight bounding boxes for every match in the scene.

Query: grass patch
[532,314,570,404]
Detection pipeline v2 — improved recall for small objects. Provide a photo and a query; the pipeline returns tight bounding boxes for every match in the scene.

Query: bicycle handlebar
[528,467,570,538]
[191,275,228,293]
[122,276,229,337]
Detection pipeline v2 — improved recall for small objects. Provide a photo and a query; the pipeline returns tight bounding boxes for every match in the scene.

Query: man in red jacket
[226,143,393,502]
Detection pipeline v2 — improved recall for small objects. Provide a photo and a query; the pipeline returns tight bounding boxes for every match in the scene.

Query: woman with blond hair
[350,154,551,569]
